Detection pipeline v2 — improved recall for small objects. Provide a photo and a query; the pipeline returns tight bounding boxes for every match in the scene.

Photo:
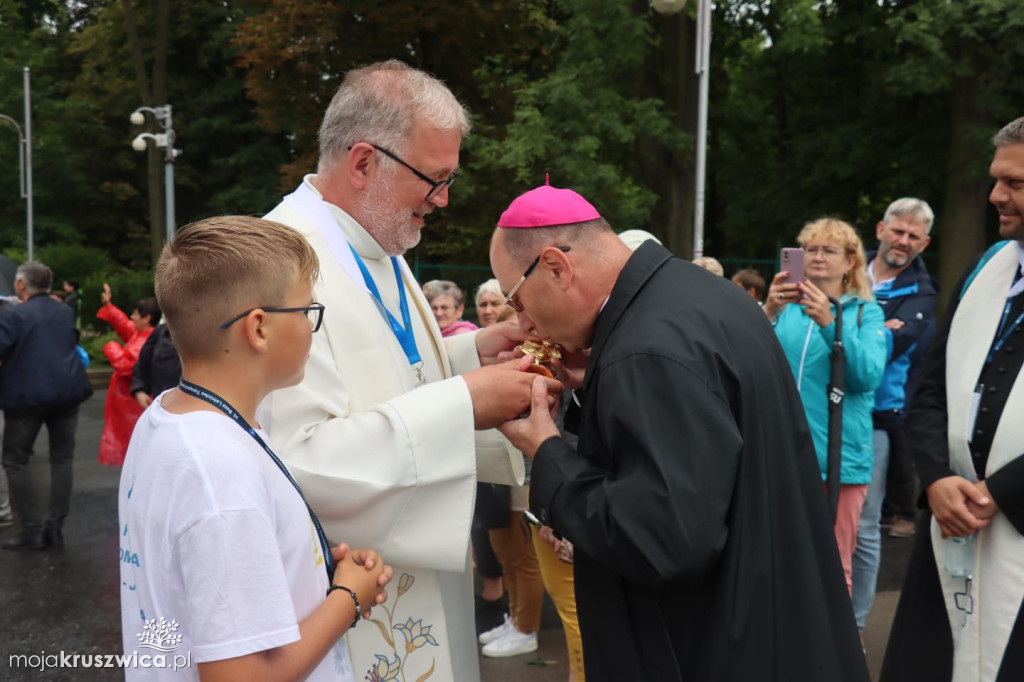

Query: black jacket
[530,242,868,682]
[866,251,939,430]
[0,293,92,411]
[130,324,181,398]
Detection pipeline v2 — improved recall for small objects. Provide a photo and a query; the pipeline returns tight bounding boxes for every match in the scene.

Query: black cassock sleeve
[987,455,1024,536]
[131,330,158,397]
[530,352,742,587]
[907,259,977,492]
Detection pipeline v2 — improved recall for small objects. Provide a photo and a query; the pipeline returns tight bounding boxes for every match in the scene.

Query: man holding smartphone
[851,198,938,638]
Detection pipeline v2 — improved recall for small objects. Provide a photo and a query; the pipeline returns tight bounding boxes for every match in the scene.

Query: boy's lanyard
[347,245,424,381]
[177,379,334,584]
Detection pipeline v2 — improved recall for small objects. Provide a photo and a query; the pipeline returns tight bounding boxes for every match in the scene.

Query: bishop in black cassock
[490,182,869,682]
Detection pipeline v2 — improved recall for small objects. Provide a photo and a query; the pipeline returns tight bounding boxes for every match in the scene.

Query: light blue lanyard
[177,379,334,584]
[986,269,1024,366]
[348,245,422,367]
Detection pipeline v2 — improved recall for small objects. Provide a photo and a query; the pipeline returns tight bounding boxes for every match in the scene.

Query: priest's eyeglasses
[503,246,572,313]
[220,303,326,333]
[351,144,460,202]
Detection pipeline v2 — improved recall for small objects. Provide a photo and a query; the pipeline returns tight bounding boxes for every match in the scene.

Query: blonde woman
[764,218,887,594]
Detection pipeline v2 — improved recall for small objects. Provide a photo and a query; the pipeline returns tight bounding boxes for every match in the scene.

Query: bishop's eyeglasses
[503,246,572,313]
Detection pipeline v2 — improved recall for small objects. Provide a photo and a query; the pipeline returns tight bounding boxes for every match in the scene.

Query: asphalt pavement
[0,389,913,680]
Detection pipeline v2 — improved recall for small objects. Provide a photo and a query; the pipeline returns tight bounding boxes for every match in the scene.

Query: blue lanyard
[348,245,422,367]
[986,302,1024,365]
[986,270,1024,365]
[177,379,334,584]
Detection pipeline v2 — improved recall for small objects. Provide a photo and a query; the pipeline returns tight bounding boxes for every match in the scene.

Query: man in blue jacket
[0,262,92,550]
[851,197,938,636]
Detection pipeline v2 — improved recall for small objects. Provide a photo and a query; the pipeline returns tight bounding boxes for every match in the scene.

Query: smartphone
[779,247,805,286]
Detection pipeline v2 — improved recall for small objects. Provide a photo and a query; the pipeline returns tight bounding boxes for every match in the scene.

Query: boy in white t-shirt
[119,216,392,681]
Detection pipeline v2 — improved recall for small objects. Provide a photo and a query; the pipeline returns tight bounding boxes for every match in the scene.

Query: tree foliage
[0,0,1021,297]
[710,0,1024,295]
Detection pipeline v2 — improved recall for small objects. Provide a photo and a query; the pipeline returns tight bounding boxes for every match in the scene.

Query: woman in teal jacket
[764,218,887,595]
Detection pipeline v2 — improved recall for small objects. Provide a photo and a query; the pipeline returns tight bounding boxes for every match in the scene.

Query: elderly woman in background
[423,280,478,337]
[475,278,507,328]
[763,218,887,595]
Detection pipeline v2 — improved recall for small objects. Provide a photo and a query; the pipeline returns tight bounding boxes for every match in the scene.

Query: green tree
[883,0,1024,296]
[0,0,94,252]
[470,0,687,250]
[68,0,291,267]
[234,0,556,267]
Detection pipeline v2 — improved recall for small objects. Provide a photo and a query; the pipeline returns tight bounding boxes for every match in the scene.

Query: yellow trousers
[489,512,544,633]
[532,531,586,680]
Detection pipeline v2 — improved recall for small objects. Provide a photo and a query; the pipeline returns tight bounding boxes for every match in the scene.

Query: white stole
[938,241,1024,682]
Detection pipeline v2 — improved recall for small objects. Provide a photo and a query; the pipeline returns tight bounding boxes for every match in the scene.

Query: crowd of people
[0,58,1021,682]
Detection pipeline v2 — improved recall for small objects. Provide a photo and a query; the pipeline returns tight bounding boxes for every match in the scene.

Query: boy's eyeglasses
[349,144,459,202]
[220,302,325,333]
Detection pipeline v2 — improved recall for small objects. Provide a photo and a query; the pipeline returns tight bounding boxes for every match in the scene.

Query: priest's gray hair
[993,117,1024,147]
[501,218,614,267]
[15,262,52,294]
[883,197,935,234]
[318,60,471,174]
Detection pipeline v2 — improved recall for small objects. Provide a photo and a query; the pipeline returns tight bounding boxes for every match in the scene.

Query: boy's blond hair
[155,216,319,360]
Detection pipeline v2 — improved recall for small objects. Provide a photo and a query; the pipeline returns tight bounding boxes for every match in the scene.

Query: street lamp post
[0,67,34,262]
[130,104,180,241]
[692,0,711,259]
[650,0,711,259]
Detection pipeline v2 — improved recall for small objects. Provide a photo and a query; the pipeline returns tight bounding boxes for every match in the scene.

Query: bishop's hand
[498,376,561,458]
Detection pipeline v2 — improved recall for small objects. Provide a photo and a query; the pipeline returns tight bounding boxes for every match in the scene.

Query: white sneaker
[481,627,538,658]
[478,614,513,645]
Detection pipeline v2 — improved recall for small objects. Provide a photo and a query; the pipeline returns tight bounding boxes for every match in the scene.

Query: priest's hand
[964,480,1000,522]
[464,356,562,430]
[476,318,529,366]
[926,475,992,538]
[498,376,561,458]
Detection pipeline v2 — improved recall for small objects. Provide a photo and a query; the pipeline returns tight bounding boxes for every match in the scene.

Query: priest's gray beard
[358,163,426,256]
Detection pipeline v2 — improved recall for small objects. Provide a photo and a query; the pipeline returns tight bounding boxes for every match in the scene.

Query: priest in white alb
[882,116,1024,682]
[258,60,556,682]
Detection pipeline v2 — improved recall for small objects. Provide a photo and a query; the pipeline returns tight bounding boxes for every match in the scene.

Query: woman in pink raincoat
[96,283,158,465]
